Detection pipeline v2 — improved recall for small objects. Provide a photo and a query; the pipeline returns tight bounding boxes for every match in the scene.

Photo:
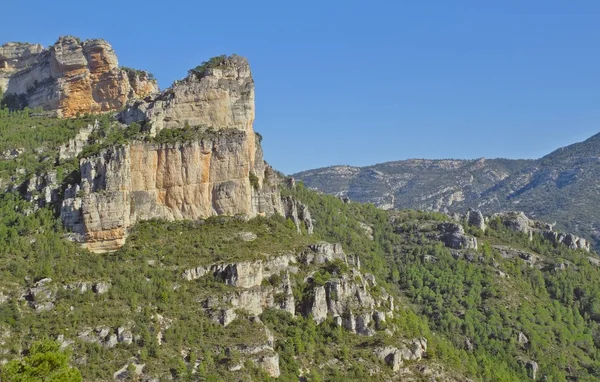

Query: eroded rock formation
[184,242,395,337]
[0,36,157,116]
[119,55,254,132]
[61,131,298,252]
[59,54,312,252]
[493,211,590,252]
[0,42,43,91]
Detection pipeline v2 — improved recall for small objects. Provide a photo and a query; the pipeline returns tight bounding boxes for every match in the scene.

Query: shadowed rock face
[0,36,157,116]
[0,42,44,91]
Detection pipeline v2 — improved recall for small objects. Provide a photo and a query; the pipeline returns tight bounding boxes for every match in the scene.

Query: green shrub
[188,55,227,80]
[249,172,260,190]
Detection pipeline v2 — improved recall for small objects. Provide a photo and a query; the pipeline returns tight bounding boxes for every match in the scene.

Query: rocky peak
[118,54,254,137]
[1,36,158,116]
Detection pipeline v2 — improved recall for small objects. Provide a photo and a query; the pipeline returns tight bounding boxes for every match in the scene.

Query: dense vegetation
[2,109,600,381]
[0,108,111,184]
[287,183,600,381]
[0,339,82,382]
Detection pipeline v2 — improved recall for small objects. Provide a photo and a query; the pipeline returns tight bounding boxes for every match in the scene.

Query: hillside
[294,133,600,249]
[1,36,600,381]
[2,164,600,380]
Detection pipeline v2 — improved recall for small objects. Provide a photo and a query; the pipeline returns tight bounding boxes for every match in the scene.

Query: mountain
[294,133,600,248]
[2,35,600,382]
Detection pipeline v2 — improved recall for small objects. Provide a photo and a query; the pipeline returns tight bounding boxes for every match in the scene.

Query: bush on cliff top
[188,55,228,79]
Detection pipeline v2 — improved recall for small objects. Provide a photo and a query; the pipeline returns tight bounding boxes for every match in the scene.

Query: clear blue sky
[2,1,599,174]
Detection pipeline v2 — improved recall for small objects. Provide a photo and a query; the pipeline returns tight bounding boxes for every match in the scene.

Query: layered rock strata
[0,36,157,116]
[60,131,304,252]
[119,55,254,137]
[0,42,43,91]
[60,54,312,252]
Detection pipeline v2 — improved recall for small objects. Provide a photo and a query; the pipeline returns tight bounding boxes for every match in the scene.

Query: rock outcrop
[438,222,477,250]
[225,324,281,377]
[78,325,133,348]
[24,278,56,312]
[526,360,539,379]
[183,253,297,288]
[118,55,254,138]
[58,120,98,161]
[493,211,590,252]
[466,208,486,231]
[59,54,312,252]
[281,195,314,234]
[375,338,428,371]
[0,36,157,116]
[0,42,43,91]
[184,242,393,337]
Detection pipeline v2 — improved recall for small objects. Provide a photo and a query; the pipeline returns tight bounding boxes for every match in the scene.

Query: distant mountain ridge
[294,132,600,248]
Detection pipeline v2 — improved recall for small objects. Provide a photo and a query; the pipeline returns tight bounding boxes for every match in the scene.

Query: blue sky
[1,0,599,174]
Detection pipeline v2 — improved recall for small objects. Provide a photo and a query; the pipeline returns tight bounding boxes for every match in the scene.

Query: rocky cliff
[60,131,304,252]
[59,54,311,252]
[0,42,43,91]
[0,36,157,116]
[180,241,399,376]
[119,55,254,136]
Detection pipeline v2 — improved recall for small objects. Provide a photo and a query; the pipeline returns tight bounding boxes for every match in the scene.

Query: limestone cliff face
[61,131,289,252]
[119,54,257,171]
[59,54,312,252]
[119,55,254,135]
[0,42,43,92]
[1,36,158,116]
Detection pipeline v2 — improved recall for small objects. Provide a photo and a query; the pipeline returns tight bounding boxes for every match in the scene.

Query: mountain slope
[294,133,600,247]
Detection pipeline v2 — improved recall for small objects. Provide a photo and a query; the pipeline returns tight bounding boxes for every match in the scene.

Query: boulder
[438,222,477,250]
[375,338,428,371]
[25,278,56,312]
